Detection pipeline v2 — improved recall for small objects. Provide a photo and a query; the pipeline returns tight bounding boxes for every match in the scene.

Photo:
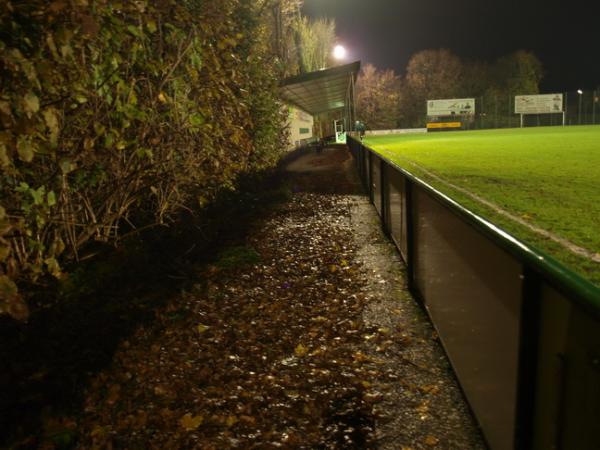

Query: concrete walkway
[286,145,486,449]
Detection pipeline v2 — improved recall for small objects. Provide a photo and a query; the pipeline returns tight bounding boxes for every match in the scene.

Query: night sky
[302,0,599,92]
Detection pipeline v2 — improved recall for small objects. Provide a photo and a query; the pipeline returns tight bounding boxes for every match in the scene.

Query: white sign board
[515,94,563,114]
[427,98,475,116]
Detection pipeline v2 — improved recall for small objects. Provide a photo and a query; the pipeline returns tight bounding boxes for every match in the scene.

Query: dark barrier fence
[348,135,600,450]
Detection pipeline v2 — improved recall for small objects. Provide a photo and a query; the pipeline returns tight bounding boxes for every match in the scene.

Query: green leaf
[44,257,62,278]
[189,113,205,127]
[31,186,45,205]
[16,182,30,194]
[47,191,57,207]
[17,137,35,162]
[127,25,143,38]
[135,147,153,159]
[94,123,105,136]
[104,133,114,149]
[190,52,202,70]
[146,20,157,33]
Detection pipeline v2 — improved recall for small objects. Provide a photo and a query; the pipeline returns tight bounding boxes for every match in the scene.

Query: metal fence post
[404,177,415,293]
[380,160,390,236]
[368,151,374,204]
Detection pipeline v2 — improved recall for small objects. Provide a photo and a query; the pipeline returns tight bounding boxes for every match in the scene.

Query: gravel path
[72,146,485,449]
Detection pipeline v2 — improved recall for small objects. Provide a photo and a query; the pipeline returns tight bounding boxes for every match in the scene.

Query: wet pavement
[287,146,486,449]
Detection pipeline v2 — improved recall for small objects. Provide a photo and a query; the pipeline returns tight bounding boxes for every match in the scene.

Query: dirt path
[59,146,484,449]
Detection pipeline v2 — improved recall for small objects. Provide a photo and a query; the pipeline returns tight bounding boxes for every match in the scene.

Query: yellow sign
[427,122,462,129]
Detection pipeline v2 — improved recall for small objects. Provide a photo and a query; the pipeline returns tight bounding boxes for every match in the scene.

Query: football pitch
[363,125,600,285]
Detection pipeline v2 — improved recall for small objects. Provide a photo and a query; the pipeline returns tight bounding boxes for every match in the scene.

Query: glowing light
[333,45,347,60]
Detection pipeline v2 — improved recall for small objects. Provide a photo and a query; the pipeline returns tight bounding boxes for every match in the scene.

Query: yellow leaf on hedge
[44,257,61,278]
[0,245,10,262]
[43,108,60,147]
[17,137,35,162]
[0,143,10,167]
[0,100,12,118]
[179,413,203,431]
[23,93,39,117]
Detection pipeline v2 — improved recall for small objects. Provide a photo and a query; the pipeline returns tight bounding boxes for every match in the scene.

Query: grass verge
[364,125,600,285]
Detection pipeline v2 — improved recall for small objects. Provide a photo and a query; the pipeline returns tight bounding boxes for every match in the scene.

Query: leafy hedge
[0,0,287,319]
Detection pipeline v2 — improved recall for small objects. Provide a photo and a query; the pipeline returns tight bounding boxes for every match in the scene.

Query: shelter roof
[280,61,361,115]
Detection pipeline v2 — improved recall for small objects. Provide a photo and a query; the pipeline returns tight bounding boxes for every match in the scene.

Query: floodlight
[333,45,347,60]
[577,89,583,94]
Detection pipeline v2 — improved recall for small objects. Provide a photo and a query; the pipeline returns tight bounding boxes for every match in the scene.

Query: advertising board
[515,94,563,114]
[427,98,475,116]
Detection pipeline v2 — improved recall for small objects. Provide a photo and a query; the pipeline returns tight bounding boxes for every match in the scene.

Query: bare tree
[356,64,401,130]
[294,16,337,73]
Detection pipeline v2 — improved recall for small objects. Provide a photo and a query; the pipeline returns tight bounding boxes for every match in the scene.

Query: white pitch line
[389,154,600,264]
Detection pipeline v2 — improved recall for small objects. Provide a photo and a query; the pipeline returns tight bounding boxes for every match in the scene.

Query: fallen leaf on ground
[294,343,308,357]
[180,413,204,431]
[425,435,439,446]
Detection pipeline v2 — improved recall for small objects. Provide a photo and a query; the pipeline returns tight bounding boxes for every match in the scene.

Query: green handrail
[349,136,600,318]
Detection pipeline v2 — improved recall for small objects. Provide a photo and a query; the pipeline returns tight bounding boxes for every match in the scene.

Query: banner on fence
[515,94,563,114]
[427,98,475,116]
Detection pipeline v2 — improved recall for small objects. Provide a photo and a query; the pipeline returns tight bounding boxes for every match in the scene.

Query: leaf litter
[73,147,485,449]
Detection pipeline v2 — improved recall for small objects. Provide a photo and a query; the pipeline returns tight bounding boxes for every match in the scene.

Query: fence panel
[560,300,600,449]
[365,150,372,201]
[347,135,600,450]
[387,167,408,259]
[412,185,522,450]
[371,156,382,217]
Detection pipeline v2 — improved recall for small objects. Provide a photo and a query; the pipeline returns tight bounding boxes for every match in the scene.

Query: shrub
[0,0,287,319]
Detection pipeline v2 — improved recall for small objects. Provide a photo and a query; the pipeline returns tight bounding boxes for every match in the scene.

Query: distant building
[286,105,314,150]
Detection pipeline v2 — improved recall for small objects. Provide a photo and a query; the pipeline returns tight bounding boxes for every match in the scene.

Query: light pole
[593,91,597,124]
[577,89,583,125]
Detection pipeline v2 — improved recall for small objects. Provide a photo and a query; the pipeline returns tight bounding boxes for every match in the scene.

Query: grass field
[364,125,600,286]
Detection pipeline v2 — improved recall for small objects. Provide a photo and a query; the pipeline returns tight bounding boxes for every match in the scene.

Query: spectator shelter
[280,61,360,147]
